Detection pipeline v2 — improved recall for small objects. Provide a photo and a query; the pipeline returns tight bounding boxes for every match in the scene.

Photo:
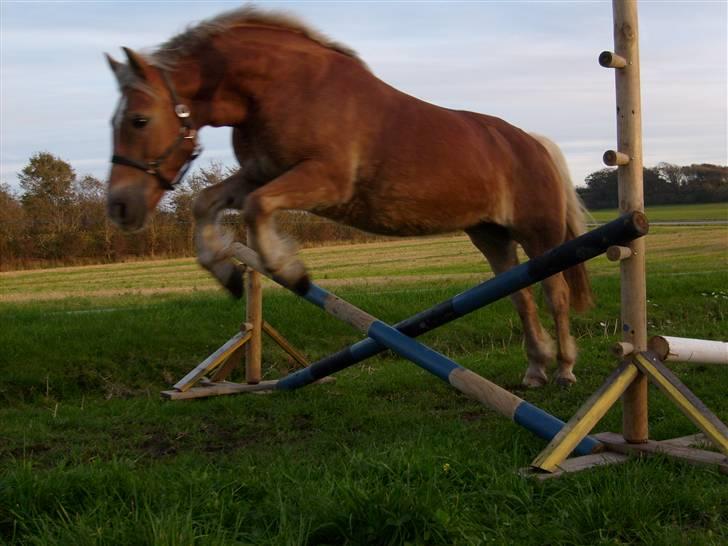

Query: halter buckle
[175,104,191,118]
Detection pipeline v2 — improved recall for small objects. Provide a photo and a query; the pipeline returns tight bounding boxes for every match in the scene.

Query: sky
[1,0,726,192]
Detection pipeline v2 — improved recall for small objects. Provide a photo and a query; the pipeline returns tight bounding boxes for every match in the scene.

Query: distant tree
[75,175,113,260]
[682,164,728,203]
[578,163,727,209]
[655,162,686,188]
[18,152,79,259]
[0,183,26,269]
[578,168,618,209]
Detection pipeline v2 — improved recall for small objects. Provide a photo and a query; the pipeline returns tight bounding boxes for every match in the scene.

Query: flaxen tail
[530,133,594,312]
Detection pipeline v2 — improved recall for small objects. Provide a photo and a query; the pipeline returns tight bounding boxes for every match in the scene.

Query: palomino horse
[105,7,592,387]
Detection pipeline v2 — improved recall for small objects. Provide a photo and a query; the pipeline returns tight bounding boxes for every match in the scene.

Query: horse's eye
[132,116,149,129]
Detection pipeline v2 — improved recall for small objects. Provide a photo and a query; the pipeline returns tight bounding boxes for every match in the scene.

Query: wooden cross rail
[210,212,650,456]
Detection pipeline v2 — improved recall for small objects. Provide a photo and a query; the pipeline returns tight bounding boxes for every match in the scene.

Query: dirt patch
[138,423,258,459]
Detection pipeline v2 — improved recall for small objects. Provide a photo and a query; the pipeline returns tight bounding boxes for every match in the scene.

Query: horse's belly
[314,186,503,236]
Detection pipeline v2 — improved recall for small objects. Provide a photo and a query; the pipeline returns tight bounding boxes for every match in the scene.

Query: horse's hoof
[224,267,244,299]
[522,374,548,388]
[271,259,309,294]
[554,372,577,388]
[290,274,311,296]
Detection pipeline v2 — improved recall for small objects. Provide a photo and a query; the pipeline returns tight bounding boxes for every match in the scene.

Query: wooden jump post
[525,0,728,478]
[162,233,311,401]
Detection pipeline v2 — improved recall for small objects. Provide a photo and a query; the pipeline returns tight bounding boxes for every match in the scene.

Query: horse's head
[105,48,201,231]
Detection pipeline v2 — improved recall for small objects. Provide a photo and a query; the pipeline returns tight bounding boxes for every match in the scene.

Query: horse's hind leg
[466,224,555,387]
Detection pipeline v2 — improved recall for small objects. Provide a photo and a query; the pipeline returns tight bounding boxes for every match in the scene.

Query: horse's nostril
[113,202,127,220]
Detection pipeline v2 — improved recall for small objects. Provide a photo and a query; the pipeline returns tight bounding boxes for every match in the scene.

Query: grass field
[1,214,727,544]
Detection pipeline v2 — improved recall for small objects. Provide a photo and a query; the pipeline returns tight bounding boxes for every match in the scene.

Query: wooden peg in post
[612,341,634,358]
[603,150,630,166]
[599,50,627,68]
[607,245,633,262]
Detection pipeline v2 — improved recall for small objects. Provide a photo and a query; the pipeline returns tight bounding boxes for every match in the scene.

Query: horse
[105,6,593,387]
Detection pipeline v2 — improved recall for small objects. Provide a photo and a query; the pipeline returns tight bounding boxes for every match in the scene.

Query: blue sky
[1,1,726,191]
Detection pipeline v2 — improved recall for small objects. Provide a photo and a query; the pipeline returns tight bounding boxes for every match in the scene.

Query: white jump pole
[649,336,728,366]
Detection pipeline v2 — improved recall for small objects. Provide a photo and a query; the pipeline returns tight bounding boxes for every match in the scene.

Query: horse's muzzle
[107,186,147,231]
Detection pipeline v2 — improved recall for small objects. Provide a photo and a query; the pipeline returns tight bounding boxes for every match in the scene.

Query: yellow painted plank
[634,352,728,455]
[531,362,639,472]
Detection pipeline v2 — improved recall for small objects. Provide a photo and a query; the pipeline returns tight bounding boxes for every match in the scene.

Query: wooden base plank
[522,433,718,480]
[596,431,728,474]
[523,451,630,480]
[162,380,279,400]
[659,433,709,448]
[161,376,336,401]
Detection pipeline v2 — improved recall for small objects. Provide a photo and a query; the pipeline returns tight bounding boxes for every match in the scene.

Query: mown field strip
[1,226,725,302]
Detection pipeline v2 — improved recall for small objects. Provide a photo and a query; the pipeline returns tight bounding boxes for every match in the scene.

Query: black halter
[111,70,202,191]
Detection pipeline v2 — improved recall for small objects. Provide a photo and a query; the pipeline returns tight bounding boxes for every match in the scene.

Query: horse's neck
[188,32,336,128]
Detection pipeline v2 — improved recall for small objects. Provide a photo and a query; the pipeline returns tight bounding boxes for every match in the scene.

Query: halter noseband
[111,70,202,191]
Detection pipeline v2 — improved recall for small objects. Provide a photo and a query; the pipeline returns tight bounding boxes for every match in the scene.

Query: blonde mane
[152,5,365,69]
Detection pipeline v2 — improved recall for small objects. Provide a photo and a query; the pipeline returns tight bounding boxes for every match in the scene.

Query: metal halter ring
[175,104,191,118]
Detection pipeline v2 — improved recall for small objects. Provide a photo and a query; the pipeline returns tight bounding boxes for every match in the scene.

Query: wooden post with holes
[245,233,263,384]
[526,0,728,478]
[606,0,649,443]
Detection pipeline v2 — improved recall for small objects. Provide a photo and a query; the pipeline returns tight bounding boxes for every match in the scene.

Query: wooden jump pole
[601,0,649,443]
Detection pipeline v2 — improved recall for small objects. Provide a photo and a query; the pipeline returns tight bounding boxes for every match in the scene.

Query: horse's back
[342,86,564,235]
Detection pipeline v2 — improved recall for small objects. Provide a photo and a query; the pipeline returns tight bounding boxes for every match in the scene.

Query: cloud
[1,1,725,193]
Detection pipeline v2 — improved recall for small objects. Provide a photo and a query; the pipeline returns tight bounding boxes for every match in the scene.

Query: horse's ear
[105,53,122,74]
[122,47,150,81]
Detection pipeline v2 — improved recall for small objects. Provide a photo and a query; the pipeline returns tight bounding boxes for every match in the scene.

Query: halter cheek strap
[111,70,202,191]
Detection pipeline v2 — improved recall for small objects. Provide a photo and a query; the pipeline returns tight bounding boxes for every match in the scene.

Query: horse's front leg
[193,171,257,298]
[243,161,351,294]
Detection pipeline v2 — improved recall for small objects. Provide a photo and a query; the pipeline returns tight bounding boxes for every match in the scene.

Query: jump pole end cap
[629,211,649,236]
[647,336,670,360]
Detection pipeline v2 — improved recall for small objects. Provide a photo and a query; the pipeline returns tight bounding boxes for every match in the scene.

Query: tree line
[0,153,377,271]
[1,153,726,271]
[576,163,727,209]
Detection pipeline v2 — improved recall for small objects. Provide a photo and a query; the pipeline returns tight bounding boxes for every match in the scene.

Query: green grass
[589,202,727,223]
[1,224,727,545]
